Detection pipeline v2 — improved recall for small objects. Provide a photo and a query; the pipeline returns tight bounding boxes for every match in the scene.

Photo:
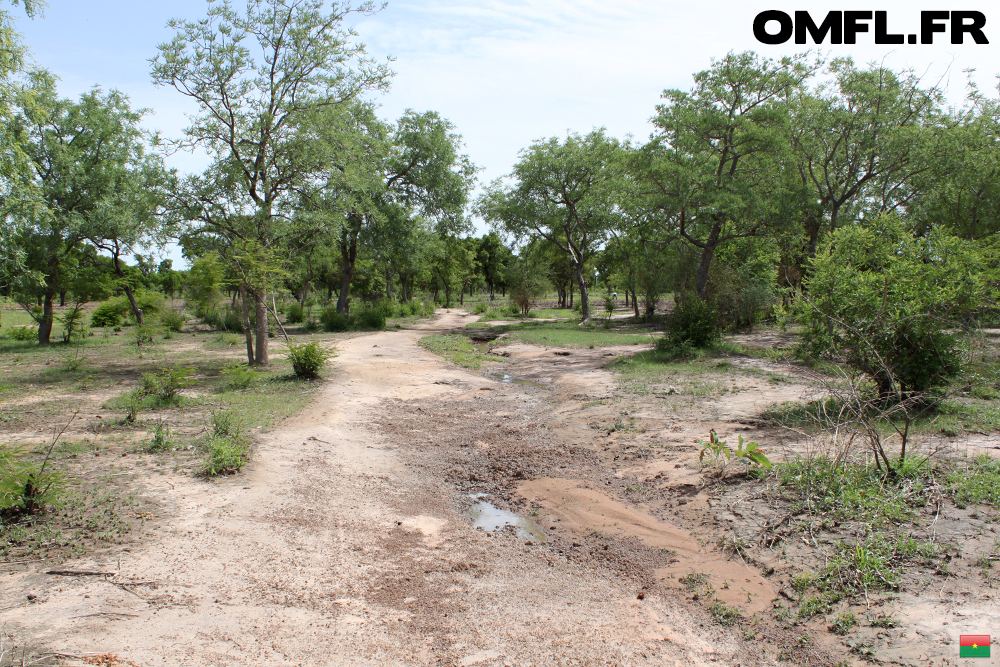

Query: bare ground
[2,309,996,666]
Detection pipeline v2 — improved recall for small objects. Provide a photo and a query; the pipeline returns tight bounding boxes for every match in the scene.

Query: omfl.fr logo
[753,10,989,45]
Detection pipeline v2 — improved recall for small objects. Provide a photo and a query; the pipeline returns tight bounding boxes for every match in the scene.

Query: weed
[829,612,857,635]
[202,435,249,476]
[868,611,898,628]
[419,334,500,370]
[709,601,743,626]
[796,595,833,620]
[220,362,260,391]
[679,572,714,599]
[210,410,246,441]
[144,421,174,453]
[698,431,772,472]
[139,367,197,402]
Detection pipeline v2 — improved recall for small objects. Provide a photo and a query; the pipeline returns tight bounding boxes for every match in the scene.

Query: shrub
[139,367,197,402]
[353,304,387,330]
[210,410,246,441]
[472,301,490,314]
[666,295,720,348]
[0,445,66,515]
[159,307,187,332]
[90,299,131,328]
[220,363,260,391]
[320,306,351,332]
[60,304,88,343]
[202,435,248,476]
[7,325,36,341]
[284,302,305,324]
[143,421,174,452]
[796,214,980,399]
[287,341,337,378]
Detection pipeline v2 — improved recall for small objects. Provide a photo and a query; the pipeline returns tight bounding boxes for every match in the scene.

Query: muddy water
[495,373,547,388]
[469,494,547,542]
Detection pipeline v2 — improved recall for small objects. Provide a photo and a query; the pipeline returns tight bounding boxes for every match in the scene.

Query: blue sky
[15,0,1000,263]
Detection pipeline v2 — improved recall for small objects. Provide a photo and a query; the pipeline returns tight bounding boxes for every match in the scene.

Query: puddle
[495,374,546,388]
[473,341,491,354]
[469,495,547,542]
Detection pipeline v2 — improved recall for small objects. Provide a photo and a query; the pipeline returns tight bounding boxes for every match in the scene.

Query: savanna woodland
[2,2,1000,666]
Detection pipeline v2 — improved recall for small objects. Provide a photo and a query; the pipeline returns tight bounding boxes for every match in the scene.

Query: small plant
[286,341,337,378]
[697,431,772,470]
[0,414,75,516]
[210,410,246,441]
[666,295,720,348]
[202,435,248,476]
[829,612,857,635]
[144,421,174,452]
[60,349,87,373]
[284,302,305,324]
[159,307,187,332]
[139,367,196,402]
[868,611,898,628]
[604,294,616,320]
[59,304,87,343]
[709,601,743,626]
[220,362,260,391]
[119,390,145,424]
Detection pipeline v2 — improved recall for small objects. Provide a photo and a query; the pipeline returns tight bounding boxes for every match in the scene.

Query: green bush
[284,302,305,324]
[320,306,351,332]
[220,362,261,391]
[90,299,131,328]
[143,421,174,452]
[287,341,337,378]
[7,325,37,341]
[354,303,387,330]
[666,296,721,348]
[139,367,197,402]
[202,435,248,476]
[210,410,246,441]
[159,307,187,332]
[0,445,66,515]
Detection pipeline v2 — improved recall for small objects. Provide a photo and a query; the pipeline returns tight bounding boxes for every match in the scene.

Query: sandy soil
[1,311,772,667]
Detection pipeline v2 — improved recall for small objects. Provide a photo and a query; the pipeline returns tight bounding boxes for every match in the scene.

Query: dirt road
[2,311,771,666]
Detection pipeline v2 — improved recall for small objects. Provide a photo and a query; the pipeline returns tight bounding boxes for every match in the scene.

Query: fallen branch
[46,570,115,577]
[70,612,139,619]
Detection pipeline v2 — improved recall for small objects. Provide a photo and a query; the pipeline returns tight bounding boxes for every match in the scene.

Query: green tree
[152,0,391,364]
[478,129,623,323]
[796,213,986,400]
[632,51,810,300]
[10,71,170,344]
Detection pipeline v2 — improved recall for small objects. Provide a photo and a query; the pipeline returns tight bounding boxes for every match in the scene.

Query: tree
[632,51,811,300]
[10,71,170,344]
[795,213,987,400]
[152,0,391,365]
[478,129,623,323]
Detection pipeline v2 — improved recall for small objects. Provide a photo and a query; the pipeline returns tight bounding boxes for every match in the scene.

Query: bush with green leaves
[202,435,249,476]
[320,306,351,332]
[90,299,131,328]
[143,421,174,452]
[7,325,37,341]
[139,367,197,402]
[159,307,187,332]
[665,295,720,348]
[220,362,260,391]
[286,341,337,378]
[0,444,66,516]
[795,214,980,399]
[505,258,550,317]
[284,302,305,324]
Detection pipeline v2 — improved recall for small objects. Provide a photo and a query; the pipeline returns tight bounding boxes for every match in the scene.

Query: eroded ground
[2,310,997,667]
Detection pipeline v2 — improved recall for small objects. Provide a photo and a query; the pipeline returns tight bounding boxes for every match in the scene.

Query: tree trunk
[122,285,144,325]
[695,245,717,300]
[632,289,640,318]
[239,283,254,365]
[38,293,55,345]
[337,215,361,314]
[298,280,311,308]
[254,288,268,366]
[575,263,590,323]
[59,291,66,307]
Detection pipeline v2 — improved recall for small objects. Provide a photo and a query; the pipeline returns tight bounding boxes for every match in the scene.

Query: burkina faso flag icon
[960,635,990,658]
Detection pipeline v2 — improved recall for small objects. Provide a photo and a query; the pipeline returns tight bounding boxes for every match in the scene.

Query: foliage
[90,299,132,328]
[0,444,66,516]
[666,295,720,348]
[286,341,337,378]
[697,431,772,470]
[143,421,174,453]
[7,325,36,341]
[159,307,186,332]
[202,435,249,476]
[284,302,305,324]
[945,455,1000,508]
[220,363,260,391]
[139,367,196,402]
[795,214,980,399]
[505,257,551,317]
[59,304,87,343]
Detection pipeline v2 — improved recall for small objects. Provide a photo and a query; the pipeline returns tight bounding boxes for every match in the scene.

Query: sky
[14,0,1000,265]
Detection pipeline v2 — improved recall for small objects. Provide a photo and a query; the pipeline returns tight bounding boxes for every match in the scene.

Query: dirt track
[2,311,777,666]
